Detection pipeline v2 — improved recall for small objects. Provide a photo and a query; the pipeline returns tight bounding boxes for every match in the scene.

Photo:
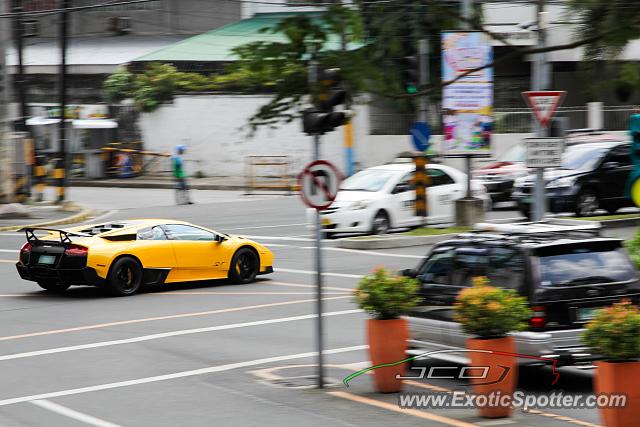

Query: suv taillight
[64,244,88,256]
[20,242,32,253]
[530,305,546,329]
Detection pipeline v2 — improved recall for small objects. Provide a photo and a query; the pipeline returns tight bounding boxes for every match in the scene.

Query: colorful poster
[442,32,493,155]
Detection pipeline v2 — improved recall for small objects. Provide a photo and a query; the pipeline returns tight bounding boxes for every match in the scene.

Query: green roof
[133,12,353,63]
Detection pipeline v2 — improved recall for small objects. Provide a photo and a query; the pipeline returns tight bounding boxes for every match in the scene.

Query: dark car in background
[403,220,640,366]
[512,140,634,217]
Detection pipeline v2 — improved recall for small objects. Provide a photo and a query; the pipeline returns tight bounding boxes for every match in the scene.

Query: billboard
[442,32,493,155]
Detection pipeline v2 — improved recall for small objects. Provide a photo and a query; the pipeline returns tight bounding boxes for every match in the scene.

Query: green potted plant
[582,301,640,427]
[454,276,531,418]
[354,267,421,393]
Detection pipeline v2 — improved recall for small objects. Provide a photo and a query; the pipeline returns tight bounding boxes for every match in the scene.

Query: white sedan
[307,162,490,236]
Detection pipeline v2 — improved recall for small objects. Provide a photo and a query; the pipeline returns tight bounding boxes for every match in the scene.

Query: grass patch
[577,213,640,221]
[406,226,472,236]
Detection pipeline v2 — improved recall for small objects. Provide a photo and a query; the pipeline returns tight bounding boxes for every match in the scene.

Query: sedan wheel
[371,211,390,235]
[576,191,599,217]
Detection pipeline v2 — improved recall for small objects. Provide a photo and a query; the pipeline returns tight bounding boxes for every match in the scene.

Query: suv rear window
[536,244,637,287]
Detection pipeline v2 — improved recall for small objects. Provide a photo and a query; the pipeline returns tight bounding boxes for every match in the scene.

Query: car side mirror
[602,161,620,170]
[400,268,417,278]
[215,234,227,243]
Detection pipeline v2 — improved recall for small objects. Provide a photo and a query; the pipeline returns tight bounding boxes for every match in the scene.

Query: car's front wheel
[105,256,143,296]
[575,189,599,217]
[229,248,259,284]
[37,281,70,293]
[370,211,391,235]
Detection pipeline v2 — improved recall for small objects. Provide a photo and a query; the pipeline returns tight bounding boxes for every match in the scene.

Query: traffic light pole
[57,0,70,203]
[309,56,325,389]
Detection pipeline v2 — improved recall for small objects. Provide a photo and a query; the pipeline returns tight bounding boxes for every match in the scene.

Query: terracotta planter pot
[466,337,517,418]
[367,318,408,393]
[595,361,640,427]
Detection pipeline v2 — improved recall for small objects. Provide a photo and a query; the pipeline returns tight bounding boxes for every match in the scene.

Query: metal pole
[461,0,473,200]
[57,0,70,203]
[0,0,12,203]
[12,0,27,132]
[309,54,324,389]
[418,39,429,124]
[532,0,548,221]
[341,20,354,177]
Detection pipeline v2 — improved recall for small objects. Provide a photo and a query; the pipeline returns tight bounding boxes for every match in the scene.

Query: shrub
[354,267,421,320]
[582,300,640,361]
[624,229,640,269]
[454,277,531,339]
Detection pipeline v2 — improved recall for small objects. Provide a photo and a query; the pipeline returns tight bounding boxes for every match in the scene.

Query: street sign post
[298,159,341,389]
[523,91,567,128]
[526,138,564,168]
[523,91,567,221]
[410,122,431,152]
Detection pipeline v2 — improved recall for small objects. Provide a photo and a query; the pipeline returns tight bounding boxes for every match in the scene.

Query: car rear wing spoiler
[20,227,92,245]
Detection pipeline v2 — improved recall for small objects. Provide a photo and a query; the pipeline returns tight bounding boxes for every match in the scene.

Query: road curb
[337,234,453,250]
[336,217,640,250]
[0,207,95,232]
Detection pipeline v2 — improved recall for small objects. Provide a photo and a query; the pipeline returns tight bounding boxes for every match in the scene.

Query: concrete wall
[139,95,534,177]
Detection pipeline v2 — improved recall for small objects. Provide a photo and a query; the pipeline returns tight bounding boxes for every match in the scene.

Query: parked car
[473,143,528,205]
[512,140,634,218]
[307,163,490,236]
[402,220,640,366]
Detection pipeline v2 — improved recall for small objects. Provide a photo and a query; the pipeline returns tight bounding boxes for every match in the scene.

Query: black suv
[403,220,640,366]
[512,140,634,218]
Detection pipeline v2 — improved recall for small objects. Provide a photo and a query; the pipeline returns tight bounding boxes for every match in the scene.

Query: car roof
[66,219,191,236]
[368,162,449,172]
[566,140,628,150]
[435,233,621,250]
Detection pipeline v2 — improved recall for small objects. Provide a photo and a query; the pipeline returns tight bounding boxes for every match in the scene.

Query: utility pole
[57,0,70,203]
[12,0,27,132]
[532,0,550,221]
[462,0,473,199]
[340,22,354,177]
[308,53,324,389]
[0,0,12,203]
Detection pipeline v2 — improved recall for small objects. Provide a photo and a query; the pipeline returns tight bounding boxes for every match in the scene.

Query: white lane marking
[241,235,314,242]
[262,243,289,247]
[0,249,18,253]
[266,281,353,292]
[0,309,362,363]
[81,210,117,224]
[0,233,23,237]
[0,296,351,342]
[31,399,122,427]
[224,223,308,231]
[0,345,368,407]
[276,268,364,279]
[302,246,423,259]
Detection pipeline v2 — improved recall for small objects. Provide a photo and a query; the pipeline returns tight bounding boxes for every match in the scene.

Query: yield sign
[522,91,567,128]
[298,160,342,210]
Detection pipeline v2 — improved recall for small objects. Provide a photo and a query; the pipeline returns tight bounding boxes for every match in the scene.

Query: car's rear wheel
[229,248,259,284]
[105,256,142,296]
[371,211,390,235]
[37,281,70,293]
[575,189,599,217]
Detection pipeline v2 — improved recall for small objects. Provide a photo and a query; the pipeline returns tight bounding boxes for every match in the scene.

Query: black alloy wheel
[106,257,143,296]
[230,248,259,284]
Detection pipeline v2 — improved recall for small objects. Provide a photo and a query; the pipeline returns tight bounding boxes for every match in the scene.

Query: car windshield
[497,144,526,163]
[340,169,397,192]
[559,145,609,171]
[538,247,636,287]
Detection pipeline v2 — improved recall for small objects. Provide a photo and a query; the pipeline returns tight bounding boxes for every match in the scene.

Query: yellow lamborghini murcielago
[16,219,274,296]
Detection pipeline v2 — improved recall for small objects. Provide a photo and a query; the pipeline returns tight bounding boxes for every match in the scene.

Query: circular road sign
[298,160,342,210]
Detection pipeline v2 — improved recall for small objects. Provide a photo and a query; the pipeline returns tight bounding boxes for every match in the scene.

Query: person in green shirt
[171,144,193,205]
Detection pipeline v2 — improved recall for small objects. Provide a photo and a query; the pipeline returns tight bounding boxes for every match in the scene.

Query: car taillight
[20,242,32,253]
[64,244,88,256]
[530,305,546,329]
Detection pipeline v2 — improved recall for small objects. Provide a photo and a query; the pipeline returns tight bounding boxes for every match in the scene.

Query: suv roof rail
[474,219,601,236]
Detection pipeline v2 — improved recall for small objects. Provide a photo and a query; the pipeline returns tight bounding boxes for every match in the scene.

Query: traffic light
[402,55,419,94]
[302,68,351,135]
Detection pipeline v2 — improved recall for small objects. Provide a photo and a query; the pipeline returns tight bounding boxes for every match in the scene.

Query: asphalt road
[0,187,635,427]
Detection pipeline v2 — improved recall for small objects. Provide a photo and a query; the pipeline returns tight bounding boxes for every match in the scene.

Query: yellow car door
[129,226,178,269]
[163,224,227,281]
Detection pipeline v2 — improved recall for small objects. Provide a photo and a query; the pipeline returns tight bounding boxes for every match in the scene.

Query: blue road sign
[410,122,431,152]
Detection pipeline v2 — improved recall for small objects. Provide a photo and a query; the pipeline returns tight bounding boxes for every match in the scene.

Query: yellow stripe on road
[328,391,480,427]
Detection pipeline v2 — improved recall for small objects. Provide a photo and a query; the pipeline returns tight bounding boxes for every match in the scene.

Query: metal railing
[245,156,295,194]
[369,105,637,135]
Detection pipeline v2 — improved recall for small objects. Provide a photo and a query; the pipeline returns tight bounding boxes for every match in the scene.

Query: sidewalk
[0,202,95,231]
[70,175,291,191]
